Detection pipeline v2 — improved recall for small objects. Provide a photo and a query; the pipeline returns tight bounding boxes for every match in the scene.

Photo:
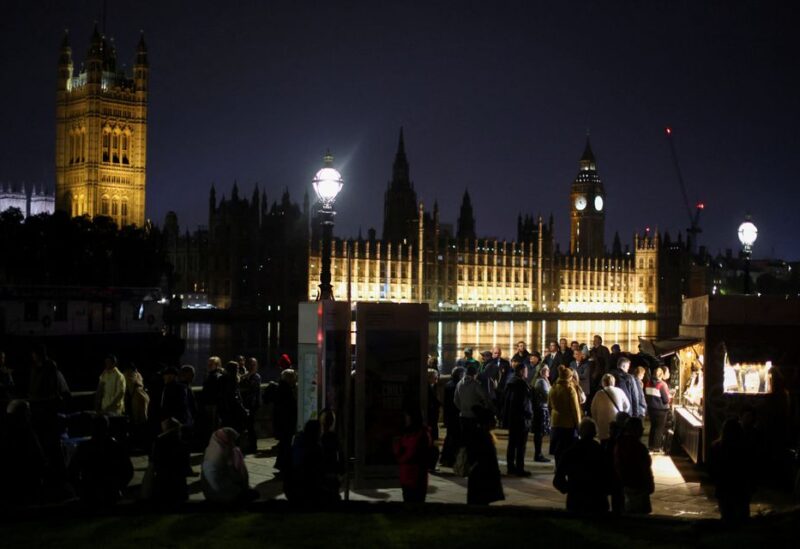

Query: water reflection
[432,319,657,372]
[181,319,657,381]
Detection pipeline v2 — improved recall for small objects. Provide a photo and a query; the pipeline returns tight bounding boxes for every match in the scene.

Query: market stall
[642,294,798,464]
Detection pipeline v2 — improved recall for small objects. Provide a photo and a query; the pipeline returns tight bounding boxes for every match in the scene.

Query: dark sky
[2,1,798,258]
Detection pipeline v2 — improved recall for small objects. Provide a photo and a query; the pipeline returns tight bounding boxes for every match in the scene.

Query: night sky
[2,1,798,258]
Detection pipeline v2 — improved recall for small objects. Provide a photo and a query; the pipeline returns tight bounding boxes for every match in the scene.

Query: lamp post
[737,215,757,295]
[313,151,343,301]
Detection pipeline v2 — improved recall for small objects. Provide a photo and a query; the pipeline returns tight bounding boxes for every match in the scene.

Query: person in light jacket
[591,374,631,443]
[96,355,126,416]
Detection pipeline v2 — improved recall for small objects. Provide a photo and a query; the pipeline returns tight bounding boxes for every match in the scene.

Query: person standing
[479,346,509,408]
[157,366,193,427]
[454,365,490,462]
[240,357,262,454]
[426,369,441,441]
[440,366,464,467]
[609,357,640,418]
[201,356,225,433]
[571,346,592,414]
[548,366,582,465]
[511,341,531,367]
[632,367,648,419]
[614,417,654,514]
[531,364,552,463]
[645,367,671,452]
[709,418,754,522]
[273,368,298,473]
[502,363,533,476]
[467,407,504,505]
[591,374,631,443]
[393,408,433,503]
[559,338,574,368]
[95,354,126,416]
[590,335,611,383]
[456,348,479,370]
[544,341,564,384]
[553,417,609,513]
[218,361,248,433]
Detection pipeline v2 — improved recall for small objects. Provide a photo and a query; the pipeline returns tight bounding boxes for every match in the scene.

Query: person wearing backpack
[591,374,631,445]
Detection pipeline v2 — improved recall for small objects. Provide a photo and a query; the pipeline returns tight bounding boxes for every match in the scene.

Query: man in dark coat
[590,335,612,396]
[544,341,564,384]
[479,346,510,406]
[157,366,193,427]
[502,363,533,476]
[511,341,531,367]
[218,362,248,433]
[440,366,464,467]
[609,357,641,418]
[201,356,225,434]
[553,417,609,513]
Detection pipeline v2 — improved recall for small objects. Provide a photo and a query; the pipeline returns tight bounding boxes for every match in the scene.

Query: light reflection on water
[432,319,656,371]
[181,319,657,381]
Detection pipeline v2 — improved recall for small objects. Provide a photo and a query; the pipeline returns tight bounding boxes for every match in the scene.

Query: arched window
[102,129,111,162]
[101,195,110,216]
[121,133,129,164]
[120,199,129,226]
[111,198,119,217]
[112,131,120,163]
[80,129,86,162]
[68,132,74,164]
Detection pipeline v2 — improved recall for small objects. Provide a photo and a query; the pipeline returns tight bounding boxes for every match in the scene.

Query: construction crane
[665,126,704,254]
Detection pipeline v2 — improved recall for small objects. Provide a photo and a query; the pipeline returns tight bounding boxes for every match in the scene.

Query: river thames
[180,318,657,382]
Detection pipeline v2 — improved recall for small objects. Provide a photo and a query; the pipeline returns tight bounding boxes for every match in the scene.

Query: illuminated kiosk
[643,294,799,464]
[354,302,428,487]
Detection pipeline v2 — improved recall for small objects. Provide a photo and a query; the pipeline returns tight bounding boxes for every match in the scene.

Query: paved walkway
[127,429,795,518]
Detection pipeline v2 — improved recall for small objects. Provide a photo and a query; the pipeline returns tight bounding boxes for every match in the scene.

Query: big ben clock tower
[569,137,605,256]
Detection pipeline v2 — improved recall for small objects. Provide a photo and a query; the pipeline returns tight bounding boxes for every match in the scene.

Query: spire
[457,189,476,241]
[135,31,148,66]
[323,149,333,167]
[391,127,409,185]
[579,135,596,171]
[61,29,70,51]
[232,180,239,201]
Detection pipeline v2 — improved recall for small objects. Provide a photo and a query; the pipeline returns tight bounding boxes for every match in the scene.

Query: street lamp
[313,151,343,301]
[737,215,757,294]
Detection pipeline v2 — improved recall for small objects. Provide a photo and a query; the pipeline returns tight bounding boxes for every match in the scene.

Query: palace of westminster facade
[47,28,686,336]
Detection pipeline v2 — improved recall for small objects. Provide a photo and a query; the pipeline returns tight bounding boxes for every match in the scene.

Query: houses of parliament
[54,26,149,228]
[42,28,684,335]
[307,131,685,334]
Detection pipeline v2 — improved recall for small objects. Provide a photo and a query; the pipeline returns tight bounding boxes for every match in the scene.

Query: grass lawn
[3,503,796,548]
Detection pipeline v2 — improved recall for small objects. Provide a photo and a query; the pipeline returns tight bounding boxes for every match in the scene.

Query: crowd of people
[0,345,307,508]
[0,338,760,520]
[428,336,756,518]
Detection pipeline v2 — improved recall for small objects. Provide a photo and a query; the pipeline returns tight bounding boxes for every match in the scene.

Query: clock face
[594,195,604,211]
[574,195,587,211]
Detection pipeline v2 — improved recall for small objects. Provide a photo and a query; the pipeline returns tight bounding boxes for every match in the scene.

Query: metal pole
[318,208,335,301]
[744,250,751,294]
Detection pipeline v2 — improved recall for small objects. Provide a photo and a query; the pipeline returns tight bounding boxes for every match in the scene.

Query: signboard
[354,302,428,486]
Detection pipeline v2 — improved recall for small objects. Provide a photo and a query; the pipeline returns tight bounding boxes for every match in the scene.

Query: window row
[102,126,133,165]
[68,129,86,164]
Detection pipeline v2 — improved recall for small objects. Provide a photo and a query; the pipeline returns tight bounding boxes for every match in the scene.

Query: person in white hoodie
[590,374,630,442]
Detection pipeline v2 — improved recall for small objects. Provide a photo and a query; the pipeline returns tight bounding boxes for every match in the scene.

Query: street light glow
[738,220,757,248]
[313,166,343,208]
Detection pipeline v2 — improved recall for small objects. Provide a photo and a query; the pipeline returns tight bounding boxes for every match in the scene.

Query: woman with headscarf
[200,427,258,504]
[548,365,583,466]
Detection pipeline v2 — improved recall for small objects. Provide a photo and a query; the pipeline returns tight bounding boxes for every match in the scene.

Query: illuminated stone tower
[569,137,605,256]
[55,26,148,227]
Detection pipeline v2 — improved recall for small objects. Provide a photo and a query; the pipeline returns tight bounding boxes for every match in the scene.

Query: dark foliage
[0,209,170,287]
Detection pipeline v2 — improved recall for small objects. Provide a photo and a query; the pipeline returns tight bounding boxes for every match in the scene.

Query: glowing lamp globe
[738,220,758,248]
[313,166,343,208]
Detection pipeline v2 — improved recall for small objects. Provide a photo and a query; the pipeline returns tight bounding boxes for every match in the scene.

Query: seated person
[149,418,192,505]
[200,427,258,504]
[68,414,133,506]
